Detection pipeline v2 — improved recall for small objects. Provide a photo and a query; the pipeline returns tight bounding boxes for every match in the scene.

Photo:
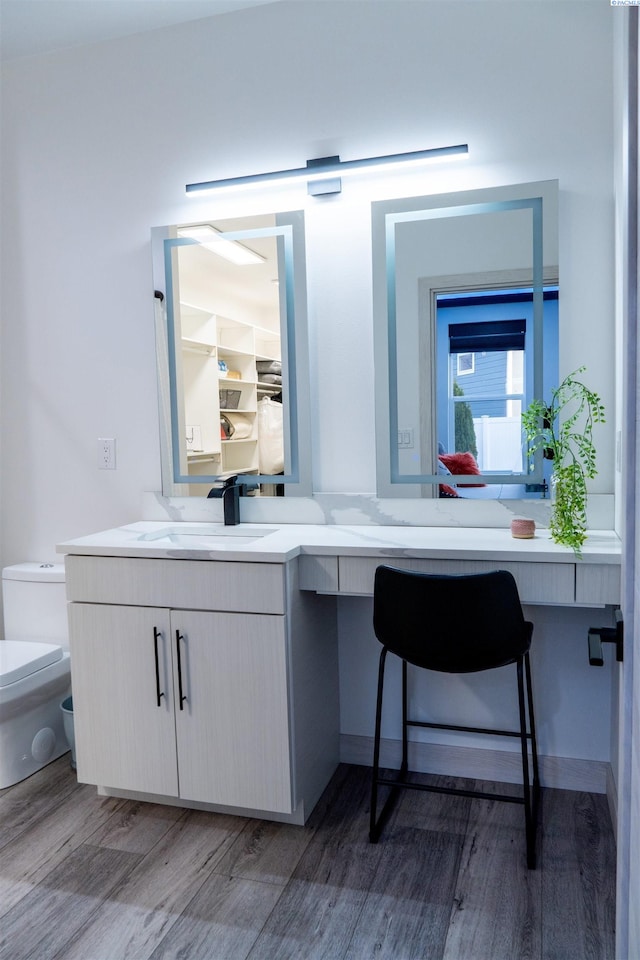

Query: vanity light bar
[185,144,469,196]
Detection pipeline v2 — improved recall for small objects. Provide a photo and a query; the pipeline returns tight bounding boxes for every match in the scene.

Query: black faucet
[207,475,241,525]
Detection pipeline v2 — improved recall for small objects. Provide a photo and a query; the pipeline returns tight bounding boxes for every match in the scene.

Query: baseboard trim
[340,733,611,795]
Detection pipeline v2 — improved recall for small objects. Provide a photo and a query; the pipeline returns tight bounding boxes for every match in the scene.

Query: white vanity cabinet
[173,608,291,810]
[69,604,291,811]
[69,603,178,797]
[65,554,339,823]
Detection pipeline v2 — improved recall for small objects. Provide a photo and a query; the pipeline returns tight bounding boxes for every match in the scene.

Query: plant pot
[548,465,588,554]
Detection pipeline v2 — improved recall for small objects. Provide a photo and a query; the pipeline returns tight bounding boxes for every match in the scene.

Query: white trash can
[60,696,76,769]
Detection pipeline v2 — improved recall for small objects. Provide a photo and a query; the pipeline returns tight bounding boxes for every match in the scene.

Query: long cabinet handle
[153,627,165,707]
[176,629,188,710]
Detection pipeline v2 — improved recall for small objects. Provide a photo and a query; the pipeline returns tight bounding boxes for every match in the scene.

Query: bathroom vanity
[62,542,339,825]
[58,521,621,823]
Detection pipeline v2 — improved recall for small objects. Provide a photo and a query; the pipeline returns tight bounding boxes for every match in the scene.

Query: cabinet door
[173,610,293,813]
[69,603,179,796]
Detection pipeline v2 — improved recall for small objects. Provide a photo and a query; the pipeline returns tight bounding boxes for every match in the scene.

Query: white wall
[0,0,618,769]
[0,0,615,561]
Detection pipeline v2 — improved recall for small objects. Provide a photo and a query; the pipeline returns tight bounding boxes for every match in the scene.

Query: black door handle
[588,609,623,665]
[176,629,188,709]
[153,627,165,707]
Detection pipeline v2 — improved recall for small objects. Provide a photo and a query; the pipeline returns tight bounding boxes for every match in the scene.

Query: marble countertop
[57,521,622,565]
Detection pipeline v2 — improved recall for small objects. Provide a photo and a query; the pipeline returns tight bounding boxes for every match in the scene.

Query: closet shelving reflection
[178,302,281,481]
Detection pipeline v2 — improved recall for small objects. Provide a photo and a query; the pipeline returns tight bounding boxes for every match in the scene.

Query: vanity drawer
[338,556,575,605]
[575,564,621,605]
[298,555,339,593]
[65,555,286,614]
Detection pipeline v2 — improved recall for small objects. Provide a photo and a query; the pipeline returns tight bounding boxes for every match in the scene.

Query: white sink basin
[138,525,277,548]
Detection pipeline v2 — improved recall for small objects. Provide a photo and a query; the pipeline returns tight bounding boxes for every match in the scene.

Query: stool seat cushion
[373,567,532,673]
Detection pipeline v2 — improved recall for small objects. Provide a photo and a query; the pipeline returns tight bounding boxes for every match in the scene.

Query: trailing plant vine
[522,367,606,554]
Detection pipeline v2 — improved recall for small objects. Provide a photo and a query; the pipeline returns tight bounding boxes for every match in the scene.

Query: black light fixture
[186,143,469,197]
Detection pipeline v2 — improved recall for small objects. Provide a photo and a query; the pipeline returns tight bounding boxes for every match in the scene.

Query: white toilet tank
[2,563,68,651]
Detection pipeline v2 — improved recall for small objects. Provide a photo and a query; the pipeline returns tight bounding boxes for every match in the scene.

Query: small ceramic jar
[511,518,536,539]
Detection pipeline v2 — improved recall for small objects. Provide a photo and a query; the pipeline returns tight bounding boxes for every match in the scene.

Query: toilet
[0,562,70,788]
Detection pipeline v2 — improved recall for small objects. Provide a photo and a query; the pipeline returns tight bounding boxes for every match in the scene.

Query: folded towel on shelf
[258,373,282,385]
[256,360,282,375]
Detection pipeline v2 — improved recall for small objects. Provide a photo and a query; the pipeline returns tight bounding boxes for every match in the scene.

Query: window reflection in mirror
[152,211,310,498]
[372,181,558,500]
[436,283,558,498]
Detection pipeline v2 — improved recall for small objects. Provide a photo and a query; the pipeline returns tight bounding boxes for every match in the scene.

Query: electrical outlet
[98,437,116,470]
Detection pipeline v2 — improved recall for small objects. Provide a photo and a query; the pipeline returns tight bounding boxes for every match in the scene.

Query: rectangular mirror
[372,181,558,499]
[152,210,311,497]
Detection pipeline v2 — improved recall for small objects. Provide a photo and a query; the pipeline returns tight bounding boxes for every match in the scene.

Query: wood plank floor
[0,757,615,960]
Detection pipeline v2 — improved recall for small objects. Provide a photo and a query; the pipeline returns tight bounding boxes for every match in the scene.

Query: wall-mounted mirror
[152,210,311,497]
[372,181,559,500]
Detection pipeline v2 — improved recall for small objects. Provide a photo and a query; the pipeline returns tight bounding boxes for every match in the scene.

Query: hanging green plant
[522,367,606,555]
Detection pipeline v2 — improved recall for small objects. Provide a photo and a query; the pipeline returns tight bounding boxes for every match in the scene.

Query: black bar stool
[369,565,540,869]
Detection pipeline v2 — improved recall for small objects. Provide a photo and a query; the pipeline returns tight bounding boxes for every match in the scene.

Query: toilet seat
[0,640,63,687]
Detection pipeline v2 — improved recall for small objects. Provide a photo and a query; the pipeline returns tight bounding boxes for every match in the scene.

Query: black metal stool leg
[525,652,540,799]
[517,658,536,869]
[369,647,387,842]
[370,647,407,843]
[400,659,408,778]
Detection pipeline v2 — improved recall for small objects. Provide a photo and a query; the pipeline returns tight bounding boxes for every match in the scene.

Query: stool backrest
[373,566,532,673]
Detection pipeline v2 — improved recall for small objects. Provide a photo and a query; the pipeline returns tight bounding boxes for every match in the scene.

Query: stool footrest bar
[407,719,533,739]
[374,776,527,805]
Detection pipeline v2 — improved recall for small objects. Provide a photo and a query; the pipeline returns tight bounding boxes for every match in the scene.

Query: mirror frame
[151,210,312,497]
[372,180,558,498]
